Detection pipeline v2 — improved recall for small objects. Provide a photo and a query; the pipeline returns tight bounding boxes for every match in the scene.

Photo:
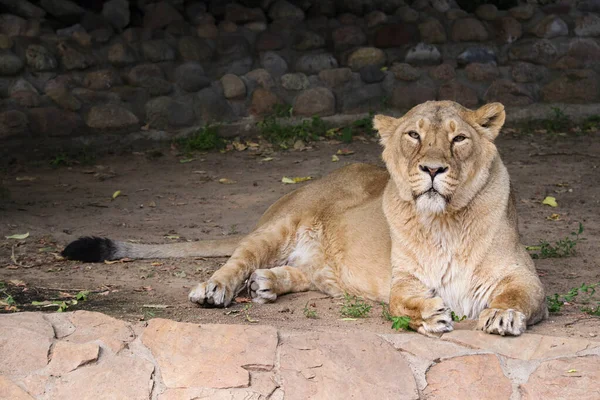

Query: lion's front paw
[476,308,526,336]
[188,278,236,307]
[418,297,454,336]
[248,269,278,304]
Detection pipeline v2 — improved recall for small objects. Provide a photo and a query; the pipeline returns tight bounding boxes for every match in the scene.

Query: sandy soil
[1,130,599,339]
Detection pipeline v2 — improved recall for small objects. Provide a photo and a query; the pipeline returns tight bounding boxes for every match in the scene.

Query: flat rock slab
[424,354,512,399]
[520,355,600,399]
[279,331,419,400]
[0,313,53,376]
[1,310,599,399]
[142,319,278,389]
[47,341,100,376]
[442,330,600,360]
[0,376,34,400]
[51,354,155,400]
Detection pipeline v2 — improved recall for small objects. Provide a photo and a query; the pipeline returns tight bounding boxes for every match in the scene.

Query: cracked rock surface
[0,311,599,399]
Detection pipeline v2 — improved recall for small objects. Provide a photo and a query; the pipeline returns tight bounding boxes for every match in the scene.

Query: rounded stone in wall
[396,7,419,23]
[86,104,139,130]
[256,32,285,51]
[318,68,353,88]
[438,80,479,108]
[29,106,83,136]
[127,64,164,86]
[451,18,488,42]
[391,80,436,110]
[145,96,195,129]
[347,47,386,71]
[366,11,387,28]
[221,74,246,98]
[531,15,568,39]
[260,51,288,77]
[465,63,499,82]
[197,22,219,39]
[374,24,417,48]
[244,68,275,90]
[405,43,442,66]
[483,79,533,106]
[293,87,335,117]
[390,63,420,81]
[268,0,305,21]
[419,18,447,44]
[281,73,309,91]
[175,62,210,93]
[143,1,184,31]
[193,87,235,123]
[495,16,522,44]
[0,51,23,75]
[178,36,214,62]
[142,40,175,63]
[0,109,28,138]
[429,64,455,81]
[457,47,496,65]
[102,0,130,31]
[0,34,13,49]
[332,25,367,50]
[295,53,338,74]
[509,4,535,20]
[359,65,386,83]
[249,87,281,116]
[475,4,498,21]
[84,69,122,90]
[574,14,600,37]
[25,44,57,71]
[108,42,137,66]
[224,3,265,24]
[541,70,599,103]
[508,39,557,65]
[511,62,545,83]
[294,31,326,51]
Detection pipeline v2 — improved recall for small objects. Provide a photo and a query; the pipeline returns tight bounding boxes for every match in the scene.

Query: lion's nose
[419,165,448,179]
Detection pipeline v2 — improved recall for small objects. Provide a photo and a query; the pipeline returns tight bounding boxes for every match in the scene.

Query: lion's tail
[61,236,242,262]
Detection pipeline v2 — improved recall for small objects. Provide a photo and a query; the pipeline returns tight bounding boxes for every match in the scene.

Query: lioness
[62,101,548,336]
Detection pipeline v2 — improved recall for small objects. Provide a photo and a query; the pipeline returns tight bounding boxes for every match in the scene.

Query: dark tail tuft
[61,236,118,262]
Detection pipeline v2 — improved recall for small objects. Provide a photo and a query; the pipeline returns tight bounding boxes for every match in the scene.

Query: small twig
[529,152,600,159]
[564,317,589,327]
[11,245,21,266]
[31,287,105,293]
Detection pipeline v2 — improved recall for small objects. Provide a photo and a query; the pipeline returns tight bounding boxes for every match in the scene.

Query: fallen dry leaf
[542,196,558,207]
[103,258,134,264]
[331,155,339,162]
[16,176,37,182]
[336,148,355,156]
[547,213,561,221]
[219,178,236,184]
[9,279,26,287]
[6,232,29,240]
[232,141,247,151]
[112,190,122,200]
[282,176,312,184]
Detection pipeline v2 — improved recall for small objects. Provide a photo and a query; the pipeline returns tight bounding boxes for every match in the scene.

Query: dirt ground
[1,129,599,340]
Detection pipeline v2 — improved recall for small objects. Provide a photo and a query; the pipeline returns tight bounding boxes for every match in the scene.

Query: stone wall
[1,0,600,141]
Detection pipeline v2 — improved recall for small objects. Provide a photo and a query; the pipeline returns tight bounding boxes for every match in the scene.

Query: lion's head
[373,101,506,214]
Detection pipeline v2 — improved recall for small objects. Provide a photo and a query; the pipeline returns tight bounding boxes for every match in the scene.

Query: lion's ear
[373,114,400,145]
[472,102,506,141]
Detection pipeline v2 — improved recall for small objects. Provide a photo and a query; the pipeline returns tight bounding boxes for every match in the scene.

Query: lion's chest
[409,227,489,319]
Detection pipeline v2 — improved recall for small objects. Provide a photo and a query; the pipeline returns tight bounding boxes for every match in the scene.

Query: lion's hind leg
[248,266,311,304]
[189,218,298,307]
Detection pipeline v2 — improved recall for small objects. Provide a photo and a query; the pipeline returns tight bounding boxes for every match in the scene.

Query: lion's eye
[453,135,466,143]
[407,131,420,140]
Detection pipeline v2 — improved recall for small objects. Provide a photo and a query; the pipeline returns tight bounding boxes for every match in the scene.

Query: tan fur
[185,101,548,336]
